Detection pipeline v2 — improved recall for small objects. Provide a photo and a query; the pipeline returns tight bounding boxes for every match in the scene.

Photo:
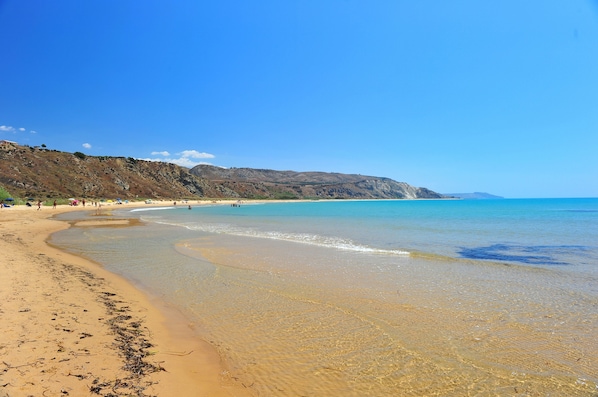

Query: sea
[50,198,598,396]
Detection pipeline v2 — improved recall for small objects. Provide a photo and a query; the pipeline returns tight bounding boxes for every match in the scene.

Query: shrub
[0,185,11,200]
[274,192,299,200]
[73,151,86,160]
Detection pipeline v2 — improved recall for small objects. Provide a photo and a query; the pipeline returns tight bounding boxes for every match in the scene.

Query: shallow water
[51,199,598,395]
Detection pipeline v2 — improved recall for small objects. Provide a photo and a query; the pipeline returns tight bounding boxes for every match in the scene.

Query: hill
[0,142,443,200]
[190,165,443,199]
[0,143,229,200]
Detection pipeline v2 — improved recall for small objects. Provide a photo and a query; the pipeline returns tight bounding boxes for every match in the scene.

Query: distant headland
[444,192,504,200]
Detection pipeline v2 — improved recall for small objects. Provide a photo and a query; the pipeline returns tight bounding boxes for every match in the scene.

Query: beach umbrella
[68,198,76,201]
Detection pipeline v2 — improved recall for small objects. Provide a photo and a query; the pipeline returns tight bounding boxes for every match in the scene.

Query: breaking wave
[143,217,409,256]
[130,206,176,212]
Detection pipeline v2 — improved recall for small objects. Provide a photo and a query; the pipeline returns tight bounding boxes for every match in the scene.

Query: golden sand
[0,202,250,397]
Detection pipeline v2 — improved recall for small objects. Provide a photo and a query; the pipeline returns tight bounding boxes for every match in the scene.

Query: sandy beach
[0,202,251,397]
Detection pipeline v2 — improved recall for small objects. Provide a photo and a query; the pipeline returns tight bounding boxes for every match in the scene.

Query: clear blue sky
[1,1,597,198]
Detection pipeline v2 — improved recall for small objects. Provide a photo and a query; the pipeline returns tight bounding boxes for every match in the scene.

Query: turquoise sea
[51,198,598,396]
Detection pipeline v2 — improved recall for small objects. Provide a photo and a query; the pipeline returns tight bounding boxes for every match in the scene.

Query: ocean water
[51,198,598,396]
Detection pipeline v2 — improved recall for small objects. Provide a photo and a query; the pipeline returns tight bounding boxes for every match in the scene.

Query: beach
[3,199,597,396]
[0,202,250,397]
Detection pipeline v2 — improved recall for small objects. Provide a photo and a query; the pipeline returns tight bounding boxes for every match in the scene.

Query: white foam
[149,219,409,256]
[130,206,176,212]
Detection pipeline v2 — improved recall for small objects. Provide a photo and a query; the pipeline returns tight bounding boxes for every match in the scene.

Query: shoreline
[0,202,252,396]
[4,199,596,395]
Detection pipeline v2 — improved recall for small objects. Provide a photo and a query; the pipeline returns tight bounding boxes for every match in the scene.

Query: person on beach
[37,200,42,210]
[53,200,57,209]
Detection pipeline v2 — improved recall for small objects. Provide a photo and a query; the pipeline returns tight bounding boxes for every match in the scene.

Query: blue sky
[1,1,597,198]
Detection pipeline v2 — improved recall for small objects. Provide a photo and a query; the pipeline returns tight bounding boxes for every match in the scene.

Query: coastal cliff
[189,165,443,199]
[0,143,443,200]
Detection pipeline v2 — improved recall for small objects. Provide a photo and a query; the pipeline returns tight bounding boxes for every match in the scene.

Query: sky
[1,1,597,198]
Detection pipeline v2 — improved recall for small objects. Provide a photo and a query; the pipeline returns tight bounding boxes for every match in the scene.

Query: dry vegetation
[0,142,442,201]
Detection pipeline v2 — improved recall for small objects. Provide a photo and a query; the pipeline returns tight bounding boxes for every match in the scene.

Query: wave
[143,217,409,256]
[130,206,176,212]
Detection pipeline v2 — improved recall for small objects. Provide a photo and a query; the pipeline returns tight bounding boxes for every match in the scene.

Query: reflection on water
[50,214,598,396]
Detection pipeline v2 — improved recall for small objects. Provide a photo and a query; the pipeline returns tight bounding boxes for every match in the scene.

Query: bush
[0,185,11,200]
[73,151,86,160]
[273,192,299,200]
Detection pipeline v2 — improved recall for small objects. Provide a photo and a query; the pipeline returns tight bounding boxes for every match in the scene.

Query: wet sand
[4,200,596,396]
[0,202,250,397]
